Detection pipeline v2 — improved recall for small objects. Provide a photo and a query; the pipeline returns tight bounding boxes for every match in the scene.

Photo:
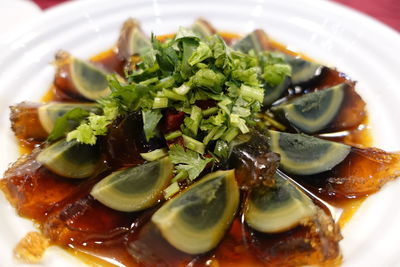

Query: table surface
[31,0,400,32]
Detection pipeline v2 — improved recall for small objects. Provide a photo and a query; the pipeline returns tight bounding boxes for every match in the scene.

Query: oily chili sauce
[1,33,374,267]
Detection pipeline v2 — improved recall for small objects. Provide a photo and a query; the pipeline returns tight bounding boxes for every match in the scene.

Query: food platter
[0,0,399,266]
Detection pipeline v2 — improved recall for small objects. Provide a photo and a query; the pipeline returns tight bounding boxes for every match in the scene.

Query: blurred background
[0,0,398,43]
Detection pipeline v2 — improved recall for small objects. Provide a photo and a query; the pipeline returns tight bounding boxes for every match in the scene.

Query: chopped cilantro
[189,69,226,93]
[188,42,212,66]
[47,108,90,142]
[60,25,294,182]
[259,51,292,87]
[174,26,200,41]
[66,113,114,145]
[263,63,292,87]
[67,123,97,145]
[169,144,213,181]
[65,99,119,145]
[184,105,202,136]
[142,109,162,141]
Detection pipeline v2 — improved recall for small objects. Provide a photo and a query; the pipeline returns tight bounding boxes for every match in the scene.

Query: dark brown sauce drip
[227,132,280,189]
[317,117,373,148]
[2,33,392,267]
[294,147,400,200]
[242,208,341,267]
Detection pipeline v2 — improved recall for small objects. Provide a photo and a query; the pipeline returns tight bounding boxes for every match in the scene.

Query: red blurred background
[31,0,399,32]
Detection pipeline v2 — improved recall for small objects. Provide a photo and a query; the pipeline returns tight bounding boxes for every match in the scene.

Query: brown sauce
[2,32,388,267]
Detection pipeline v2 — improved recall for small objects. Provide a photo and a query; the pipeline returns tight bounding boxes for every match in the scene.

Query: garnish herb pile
[49,27,292,187]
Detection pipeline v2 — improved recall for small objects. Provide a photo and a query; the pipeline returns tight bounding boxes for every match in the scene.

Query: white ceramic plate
[0,0,41,43]
[0,0,399,266]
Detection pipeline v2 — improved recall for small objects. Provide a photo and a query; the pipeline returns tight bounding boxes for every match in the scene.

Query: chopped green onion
[230,114,249,134]
[173,83,191,95]
[240,84,264,102]
[154,76,176,90]
[218,97,232,114]
[202,107,219,117]
[163,182,180,199]
[171,170,188,183]
[162,89,187,101]
[153,97,169,109]
[222,127,240,143]
[164,130,182,141]
[183,134,205,154]
[140,148,168,161]
[195,62,208,69]
[187,106,202,135]
[232,106,251,118]
[212,125,227,140]
[203,126,220,145]
[139,77,159,85]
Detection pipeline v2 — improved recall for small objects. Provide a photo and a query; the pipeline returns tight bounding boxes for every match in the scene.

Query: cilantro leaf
[231,66,260,86]
[263,63,292,87]
[66,100,119,145]
[142,109,162,141]
[209,35,229,68]
[180,38,199,79]
[108,76,151,112]
[67,123,97,145]
[259,51,287,65]
[174,26,200,41]
[48,108,90,142]
[190,69,226,93]
[66,112,115,145]
[200,111,226,131]
[188,41,212,66]
[258,51,292,87]
[152,37,179,73]
[169,144,213,180]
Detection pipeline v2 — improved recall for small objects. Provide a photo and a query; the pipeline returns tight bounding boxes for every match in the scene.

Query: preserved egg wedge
[151,170,239,254]
[263,75,291,107]
[117,18,151,60]
[244,171,316,233]
[91,157,173,212]
[70,58,111,100]
[38,102,101,134]
[268,130,350,175]
[271,83,365,134]
[190,18,217,38]
[232,29,271,53]
[54,51,111,101]
[36,139,102,178]
[284,55,326,86]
